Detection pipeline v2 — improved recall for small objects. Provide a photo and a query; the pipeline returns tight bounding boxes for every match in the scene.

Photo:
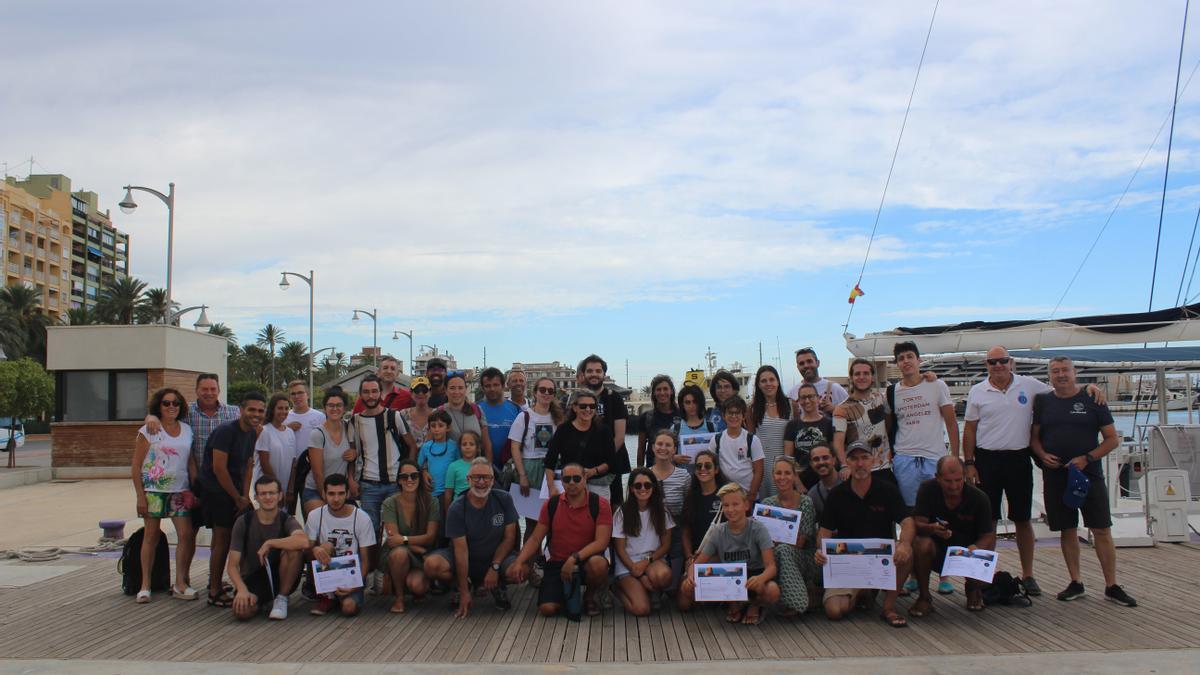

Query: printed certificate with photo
[537,479,564,499]
[752,503,803,545]
[311,553,364,595]
[693,562,748,602]
[679,432,717,460]
[941,546,998,583]
[821,538,896,590]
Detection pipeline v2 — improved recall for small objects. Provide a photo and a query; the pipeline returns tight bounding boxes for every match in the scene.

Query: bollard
[99,519,126,540]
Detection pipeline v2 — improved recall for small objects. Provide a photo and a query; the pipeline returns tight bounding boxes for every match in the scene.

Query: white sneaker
[269,595,289,620]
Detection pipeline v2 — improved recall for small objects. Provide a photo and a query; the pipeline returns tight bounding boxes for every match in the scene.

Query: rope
[1148,0,1190,314]
[0,537,126,563]
[844,0,940,332]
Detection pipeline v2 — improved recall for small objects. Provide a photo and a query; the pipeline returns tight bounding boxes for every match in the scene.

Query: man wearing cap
[814,440,915,627]
[1031,356,1135,607]
[426,358,449,407]
[352,355,412,414]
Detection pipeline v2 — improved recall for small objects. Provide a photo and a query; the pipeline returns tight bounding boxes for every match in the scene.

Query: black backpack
[119,527,170,595]
[982,571,1032,607]
[545,491,601,556]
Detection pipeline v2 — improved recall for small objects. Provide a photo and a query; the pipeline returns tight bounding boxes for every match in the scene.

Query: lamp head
[278,273,290,291]
[118,188,137,215]
[194,306,212,330]
[352,310,361,323]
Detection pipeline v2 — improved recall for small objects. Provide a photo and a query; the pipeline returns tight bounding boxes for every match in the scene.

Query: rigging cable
[843,0,940,333]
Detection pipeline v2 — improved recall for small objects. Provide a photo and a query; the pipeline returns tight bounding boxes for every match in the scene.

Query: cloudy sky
[6,1,1200,390]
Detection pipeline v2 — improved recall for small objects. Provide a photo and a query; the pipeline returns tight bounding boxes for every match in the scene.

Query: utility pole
[758,342,763,368]
[625,359,630,388]
[483,346,487,368]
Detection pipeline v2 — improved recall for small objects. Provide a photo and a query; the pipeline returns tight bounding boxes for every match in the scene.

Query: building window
[57,370,148,422]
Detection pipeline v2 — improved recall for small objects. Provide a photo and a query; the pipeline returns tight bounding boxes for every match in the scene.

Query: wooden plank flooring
[1,542,1197,664]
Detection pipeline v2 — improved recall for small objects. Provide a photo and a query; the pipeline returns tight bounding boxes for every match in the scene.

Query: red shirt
[352,385,413,414]
[538,492,612,563]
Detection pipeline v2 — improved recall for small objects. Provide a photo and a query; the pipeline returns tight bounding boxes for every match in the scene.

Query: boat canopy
[845,303,1200,358]
[920,347,1200,380]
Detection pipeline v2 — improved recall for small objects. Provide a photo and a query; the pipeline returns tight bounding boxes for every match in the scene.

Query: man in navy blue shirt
[1031,356,1135,607]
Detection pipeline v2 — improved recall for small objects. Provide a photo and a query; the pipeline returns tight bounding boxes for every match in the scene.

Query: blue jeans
[893,454,939,507]
[358,481,398,535]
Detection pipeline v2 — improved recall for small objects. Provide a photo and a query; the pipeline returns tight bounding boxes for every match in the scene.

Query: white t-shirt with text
[892,379,954,459]
[304,504,376,556]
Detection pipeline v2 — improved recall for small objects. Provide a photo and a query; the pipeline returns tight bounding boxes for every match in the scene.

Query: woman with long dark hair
[254,393,298,503]
[678,448,725,600]
[437,373,493,463]
[675,384,718,466]
[381,458,441,613]
[746,365,791,499]
[636,374,679,467]
[613,468,673,616]
[130,387,197,603]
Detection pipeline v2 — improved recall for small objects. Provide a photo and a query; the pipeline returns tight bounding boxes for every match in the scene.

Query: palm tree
[0,284,53,363]
[318,351,348,383]
[232,344,272,385]
[208,322,235,341]
[139,287,171,324]
[278,340,309,387]
[66,306,97,326]
[256,324,286,390]
[96,277,148,325]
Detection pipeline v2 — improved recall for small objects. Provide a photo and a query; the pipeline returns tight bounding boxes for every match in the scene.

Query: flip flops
[880,610,908,628]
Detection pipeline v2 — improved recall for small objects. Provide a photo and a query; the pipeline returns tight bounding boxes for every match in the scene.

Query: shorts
[1043,469,1112,531]
[200,485,240,529]
[323,588,365,612]
[383,543,427,568]
[538,558,609,606]
[301,487,322,504]
[429,548,516,587]
[359,481,399,535]
[823,587,856,602]
[243,563,279,608]
[522,459,546,490]
[974,448,1034,522]
[893,454,939,507]
[145,490,195,518]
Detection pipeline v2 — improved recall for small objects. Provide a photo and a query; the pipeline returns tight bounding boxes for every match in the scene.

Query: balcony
[48,252,60,263]
[50,229,60,240]
[34,271,45,282]
[6,262,18,274]
[48,297,59,309]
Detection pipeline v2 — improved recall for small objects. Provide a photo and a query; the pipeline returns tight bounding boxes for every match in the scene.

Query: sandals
[966,590,985,612]
[206,591,233,608]
[725,604,746,623]
[880,610,908,628]
[909,597,934,618]
[389,601,407,614]
[171,585,199,601]
[135,590,151,604]
[741,606,766,625]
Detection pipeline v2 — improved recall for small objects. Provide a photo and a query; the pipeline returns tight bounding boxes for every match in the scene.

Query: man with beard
[353,375,418,535]
[425,457,519,618]
[352,355,413,414]
[787,348,848,416]
[832,359,894,484]
[426,357,449,407]
[227,476,309,621]
[806,445,842,518]
[578,354,629,506]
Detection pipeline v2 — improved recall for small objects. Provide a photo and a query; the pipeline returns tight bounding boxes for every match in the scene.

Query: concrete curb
[0,467,52,490]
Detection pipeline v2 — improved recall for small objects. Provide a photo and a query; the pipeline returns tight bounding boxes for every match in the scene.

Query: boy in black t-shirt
[227,477,309,620]
[1030,357,1135,607]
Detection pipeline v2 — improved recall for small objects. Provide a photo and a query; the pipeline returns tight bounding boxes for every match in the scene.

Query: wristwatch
[402,535,409,546]
[491,562,502,572]
[963,460,975,466]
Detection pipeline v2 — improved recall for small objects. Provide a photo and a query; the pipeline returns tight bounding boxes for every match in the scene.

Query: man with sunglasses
[425,457,519,618]
[962,345,1104,597]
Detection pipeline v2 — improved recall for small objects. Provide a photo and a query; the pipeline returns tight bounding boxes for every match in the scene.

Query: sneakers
[1105,584,1137,607]
[900,578,918,596]
[492,586,512,611]
[1056,581,1086,601]
[269,595,289,620]
[310,596,335,616]
[1023,576,1042,597]
[936,579,954,595]
[529,565,544,589]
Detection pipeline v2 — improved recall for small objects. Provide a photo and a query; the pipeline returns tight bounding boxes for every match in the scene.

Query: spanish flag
[848,284,865,304]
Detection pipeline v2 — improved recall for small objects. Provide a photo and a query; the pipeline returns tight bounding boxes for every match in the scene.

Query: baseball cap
[410,376,431,391]
[846,440,872,457]
[426,358,448,371]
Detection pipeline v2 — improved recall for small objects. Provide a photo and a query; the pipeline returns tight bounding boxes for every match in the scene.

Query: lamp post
[279,269,315,393]
[118,182,175,323]
[391,329,413,375]
[311,346,338,383]
[352,308,378,367]
[170,304,212,330]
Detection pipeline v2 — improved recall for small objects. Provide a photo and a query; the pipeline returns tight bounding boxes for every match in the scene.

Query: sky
[6,1,1200,391]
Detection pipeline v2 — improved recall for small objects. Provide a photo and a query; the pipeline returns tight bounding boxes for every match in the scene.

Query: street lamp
[279,269,315,393]
[392,329,413,375]
[170,304,212,330]
[351,308,378,367]
[118,182,175,323]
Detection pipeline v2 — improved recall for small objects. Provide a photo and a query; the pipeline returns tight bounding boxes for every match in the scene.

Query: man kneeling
[305,474,376,617]
[227,476,308,620]
[912,456,996,614]
[814,441,915,627]
[509,463,612,617]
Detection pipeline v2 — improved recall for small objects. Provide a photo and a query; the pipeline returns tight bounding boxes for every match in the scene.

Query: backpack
[118,527,170,595]
[713,431,755,459]
[545,491,601,558]
[982,571,1032,607]
[240,509,290,560]
[885,383,898,449]
[499,410,532,488]
[671,419,716,435]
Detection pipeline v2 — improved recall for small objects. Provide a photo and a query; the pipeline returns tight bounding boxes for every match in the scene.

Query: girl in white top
[613,468,674,617]
[254,393,298,499]
[130,387,197,603]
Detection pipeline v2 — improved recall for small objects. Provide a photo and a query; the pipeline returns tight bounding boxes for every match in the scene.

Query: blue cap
[1064,464,1091,509]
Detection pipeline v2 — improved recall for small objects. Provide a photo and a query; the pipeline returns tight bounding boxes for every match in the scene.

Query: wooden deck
[1,542,1198,664]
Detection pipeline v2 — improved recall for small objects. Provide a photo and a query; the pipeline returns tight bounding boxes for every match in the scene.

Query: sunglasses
[561,475,584,484]
[631,482,654,491]
[398,472,421,481]
[986,357,1011,366]
[160,400,181,408]
[536,387,555,395]
[575,403,597,410]
[695,462,715,470]
[798,394,818,400]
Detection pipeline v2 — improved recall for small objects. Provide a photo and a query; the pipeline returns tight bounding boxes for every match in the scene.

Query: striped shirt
[754,414,788,499]
[353,410,411,483]
[654,465,691,519]
[186,402,240,471]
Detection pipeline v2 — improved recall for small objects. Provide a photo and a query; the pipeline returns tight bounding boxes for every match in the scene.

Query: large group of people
[129,345,1137,626]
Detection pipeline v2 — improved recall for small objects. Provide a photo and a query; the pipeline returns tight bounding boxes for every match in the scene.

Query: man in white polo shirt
[787,347,848,416]
[962,345,1103,597]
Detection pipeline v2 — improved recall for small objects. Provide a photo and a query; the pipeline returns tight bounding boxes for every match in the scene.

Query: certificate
[693,562,748,602]
[509,484,548,521]
[311,553,364,594]
[679,432,716,460]
[753,503,803,545]
[537,479,564,499]
[821,538,896,590]
[941,546,997,583]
